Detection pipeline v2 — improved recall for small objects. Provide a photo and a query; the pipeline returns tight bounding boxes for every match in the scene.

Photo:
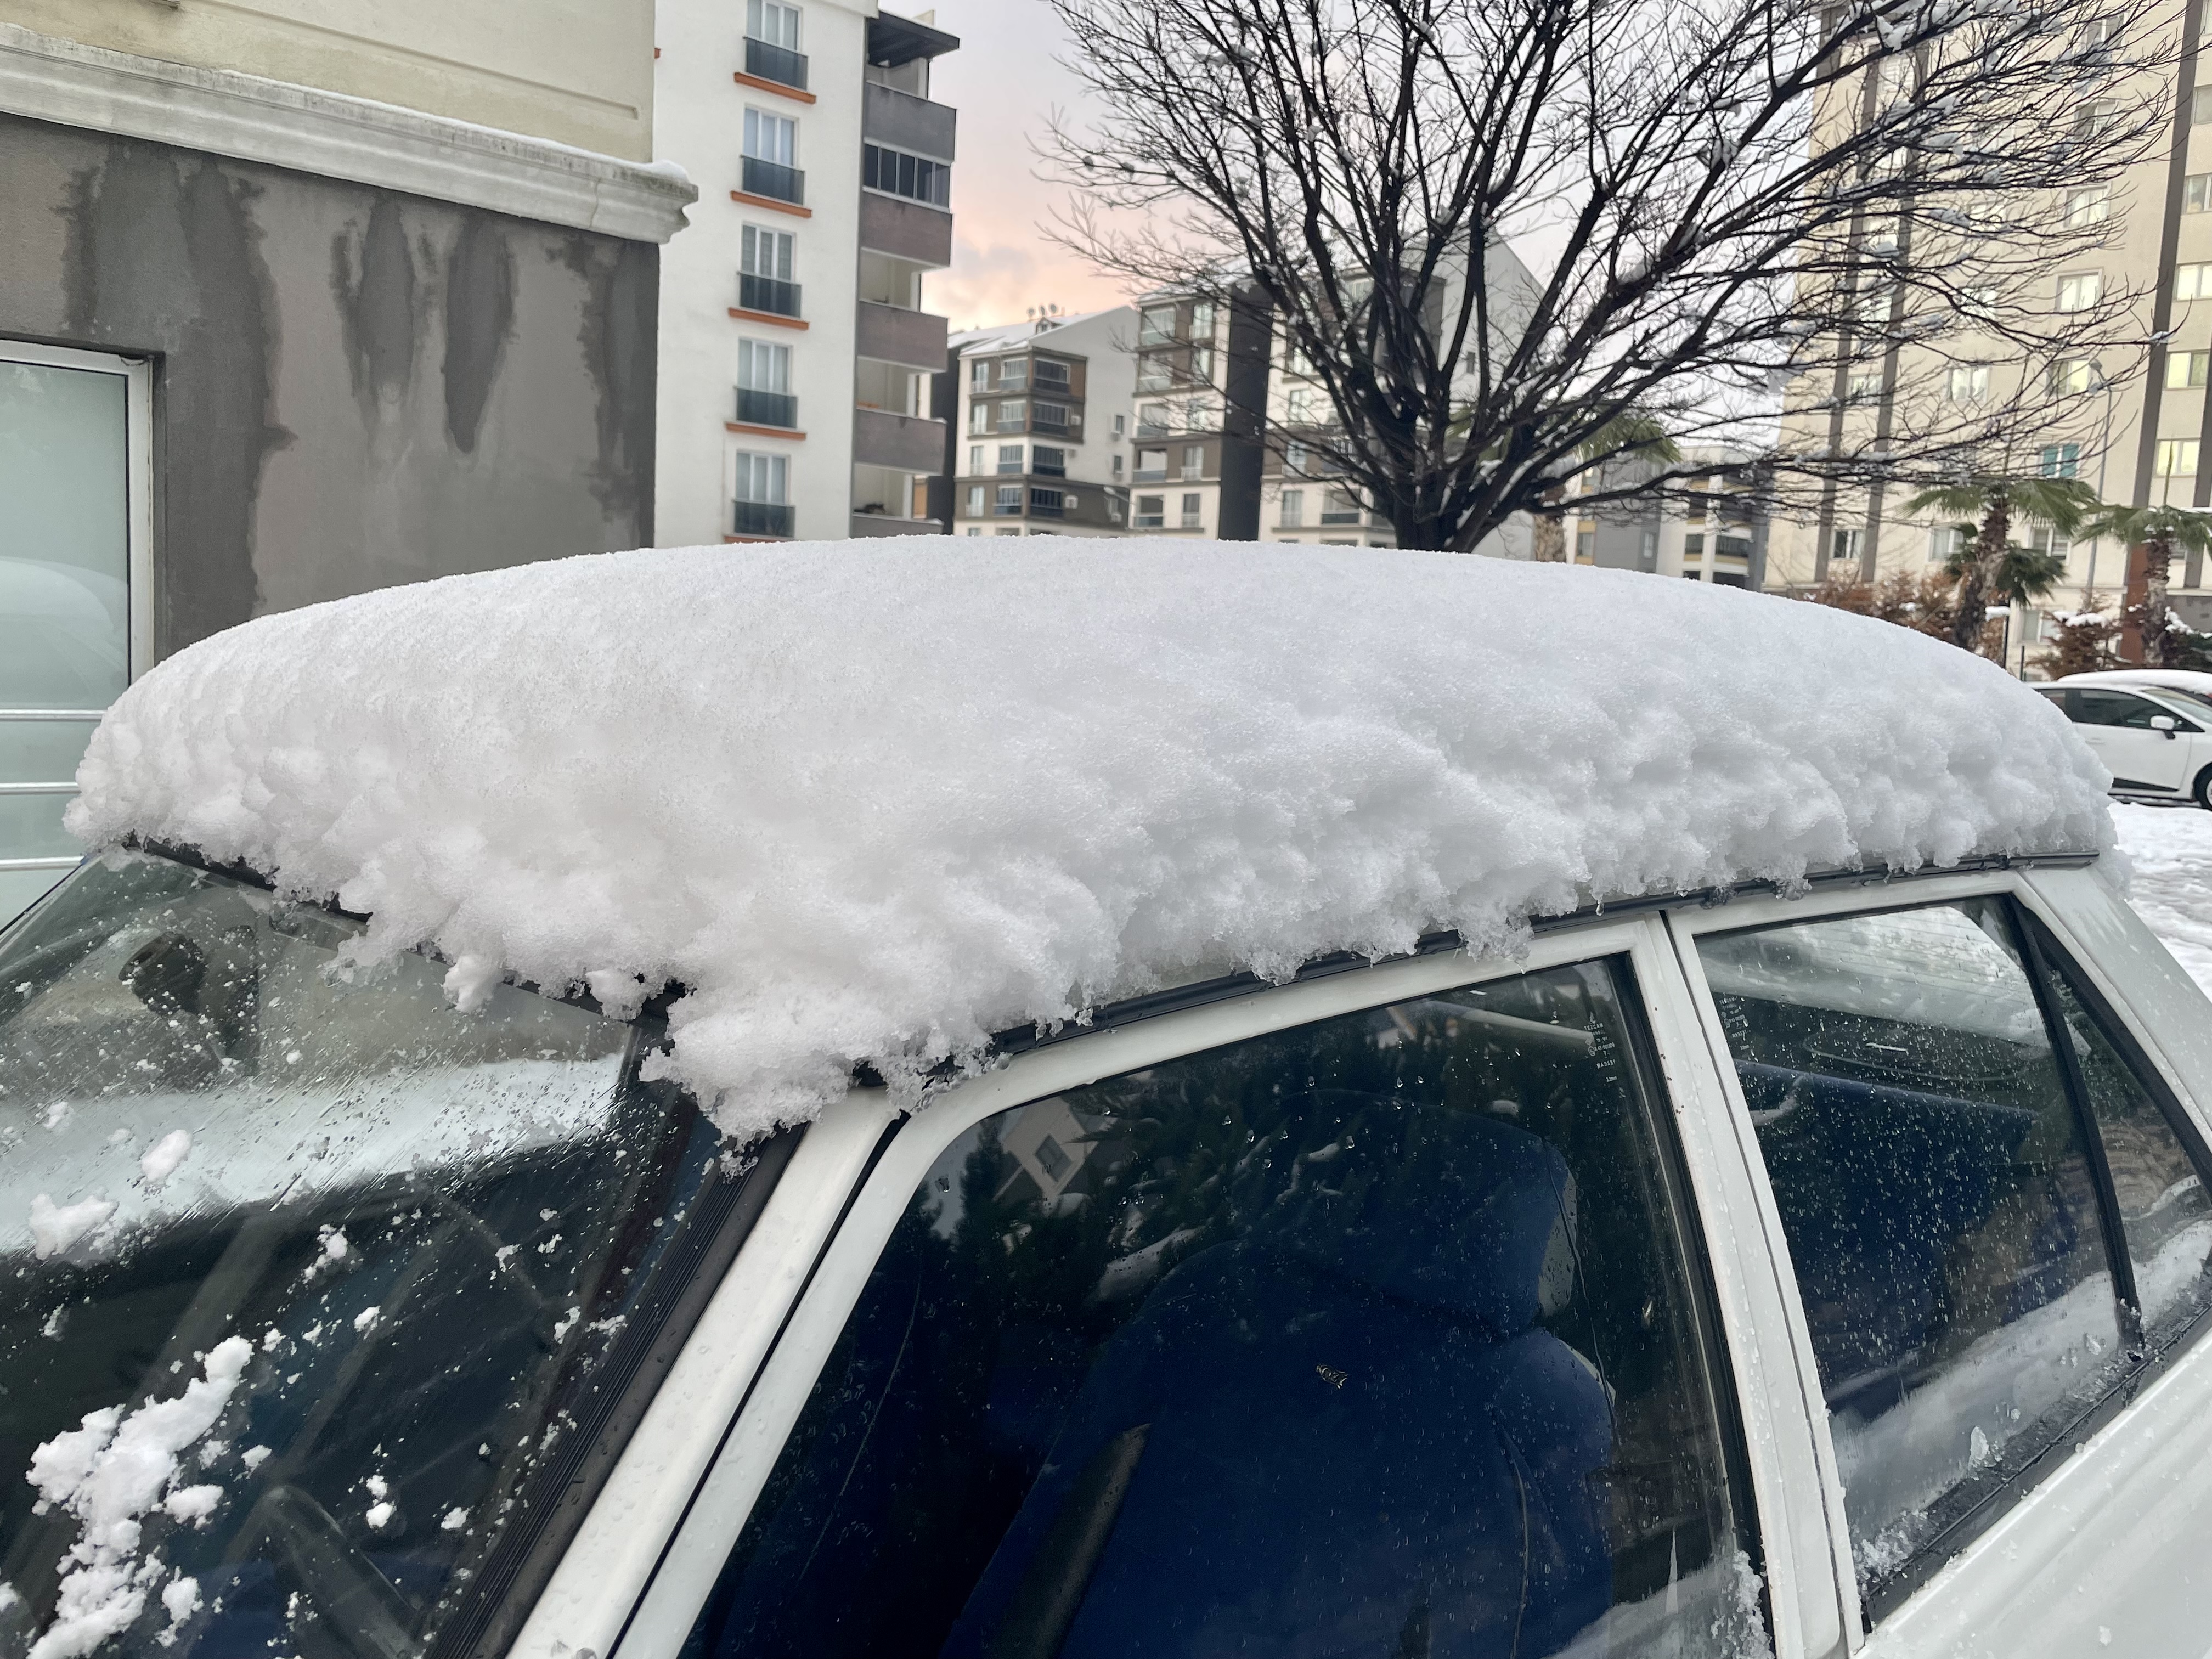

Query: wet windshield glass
[0,856,745,1659]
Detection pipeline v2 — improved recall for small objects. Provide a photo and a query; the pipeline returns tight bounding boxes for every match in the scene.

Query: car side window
[1696,897,2211,1613]
[2036,687,2072,719]
[684,960,1765,1659]
[2076,690,2168,729]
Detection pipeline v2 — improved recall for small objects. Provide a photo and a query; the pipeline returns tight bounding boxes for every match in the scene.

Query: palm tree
[2074,503,2212,668]
[1905,475,2099,654]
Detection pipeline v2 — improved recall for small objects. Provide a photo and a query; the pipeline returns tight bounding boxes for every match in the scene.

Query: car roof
[2055,669,2212,693]
[65,540,2113,1136]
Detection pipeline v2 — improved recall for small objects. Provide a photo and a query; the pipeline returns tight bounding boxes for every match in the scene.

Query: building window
[1928,524,1966,565]
[997,399,1026,432]
[2190,175,2212,215]
[1030,487,1066,517]
[1830,526,1864,567]
[1286,387,1313,422]
[1280,488,1305,528]
[1943,364,1989,403]
[1179,493,1203,528]
[744,0,808,90]
[0,341,148,925]
[1134,448,1167,482]
[739,225,800,318]
[2178,264,2212,302]
[965,483,985,515]
[1139,306,1176,347]
[997,358,1028,392]
[1031,402,1073,433]
[1110,454,1124,478]
[741,109,803,205]
[1682,532,1705,558]
[1032,445,1066,478]
[1189,300,1216,340]
[733,450,792,538]
[1033,358,1070,393]
[2156,439,2200,477]
[2054,272,2102,312]
[1284,441,1310,477]
[968,444,984,475]
[2168,352,2211,389]
[1136,356,1171,393]
[1321,488,1362,526]
[1133,494,1165,528]
[2196,86,2212,123]
[1180,400,1215,432]
[2039,442,2081,477]
[1190,345,1215,384]
[995,484,1023,515]
[1111,413,1126,439]
[965,526,980,535]
[1137,403,1170,438]
[1181,444,1205,480]
[862,144,951,208]
[736,338,795,428]
[1847,369,1884,402]
[997,444,1024,475]
[2066,187,2113,226]
[1283,341,1316,377]
[969,403,990,435]
[1853,285,1893,328]
[969,360,989,390]
[2049,358,2094,396]
[2030,523,2073,564]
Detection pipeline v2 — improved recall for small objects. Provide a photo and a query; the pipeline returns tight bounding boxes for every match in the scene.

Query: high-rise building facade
[654,0,957,545]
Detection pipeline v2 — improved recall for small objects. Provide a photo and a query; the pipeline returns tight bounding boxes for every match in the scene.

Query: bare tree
[1042,0,2169,551]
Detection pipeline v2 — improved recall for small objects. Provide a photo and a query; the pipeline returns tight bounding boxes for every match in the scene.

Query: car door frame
[1663,862,2212,1658]
[2071,687,2201,795]
[511,914,1849,1659]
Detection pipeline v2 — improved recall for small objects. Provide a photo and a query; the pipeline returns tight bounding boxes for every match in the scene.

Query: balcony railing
[742,155,806,205]
[1318,509,1363,525]
[745,36,809,90]
[1132,467,1167,483]
[738,273,803,318]
[733,500,794,537]
[736,387,799,428]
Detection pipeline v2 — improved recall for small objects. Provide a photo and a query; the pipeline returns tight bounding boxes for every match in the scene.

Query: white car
[3,543,2209,1659]
[2039,675,2212,808]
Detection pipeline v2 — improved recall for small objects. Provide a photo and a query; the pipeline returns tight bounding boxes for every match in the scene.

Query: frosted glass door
[0,348,136,926]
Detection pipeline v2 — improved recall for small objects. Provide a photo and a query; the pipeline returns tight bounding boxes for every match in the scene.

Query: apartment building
[950,309,1137,536]
[1128,295,1254,538]
[654,0,957,545]
[1565,450,1769,586]
[0,0,690,921]
[1773,0,2212,643]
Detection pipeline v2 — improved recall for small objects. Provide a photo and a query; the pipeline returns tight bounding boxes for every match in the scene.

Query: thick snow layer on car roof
[67,539,2112,1138]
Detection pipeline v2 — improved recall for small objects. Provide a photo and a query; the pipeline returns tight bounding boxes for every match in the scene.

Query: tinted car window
[2075,690,2174,729]
[0,855,764,1659]
[685,960,1763,1659]
[1697,900,2125,1597]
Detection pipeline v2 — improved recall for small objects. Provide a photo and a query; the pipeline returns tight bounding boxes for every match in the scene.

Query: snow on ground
[2114,803,2212,996]
[67,540,2112,1138]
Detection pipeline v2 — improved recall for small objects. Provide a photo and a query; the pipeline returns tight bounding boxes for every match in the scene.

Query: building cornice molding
[0,21,695,243]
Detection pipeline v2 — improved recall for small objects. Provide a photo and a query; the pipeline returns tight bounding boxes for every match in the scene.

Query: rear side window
[687,960,1765,1659]
[0,855,775,1659]
[1697,897,2212,1610]
[2075,690,2169,728]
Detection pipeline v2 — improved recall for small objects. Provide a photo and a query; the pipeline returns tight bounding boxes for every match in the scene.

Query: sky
[918,0,1139,332]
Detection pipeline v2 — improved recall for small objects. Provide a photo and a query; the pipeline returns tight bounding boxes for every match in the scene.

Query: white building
[950,308,1137,536]
[654,0,957,545]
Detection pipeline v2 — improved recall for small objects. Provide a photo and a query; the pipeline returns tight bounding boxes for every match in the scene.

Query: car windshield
[0,855,754,1659]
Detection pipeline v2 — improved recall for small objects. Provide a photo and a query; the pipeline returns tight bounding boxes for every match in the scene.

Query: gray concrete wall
[0,112,657,658]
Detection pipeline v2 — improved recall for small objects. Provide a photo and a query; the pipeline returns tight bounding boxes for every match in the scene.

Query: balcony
[1132,467,1167,484]
[862,82,957,160]
[1028,488,1065,518]
[745,36,809,91]
[859,191,952,269]
[738,273,803,319]
[855,300,949,370]
[733,500,794,538]
[854,406,946,471]
[742,155,805,206]
[850,511,943,537]
[736,387,799,429]
[1029,402,1079,436]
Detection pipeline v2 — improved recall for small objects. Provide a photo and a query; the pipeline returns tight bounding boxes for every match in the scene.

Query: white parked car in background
[2,543,2209,1659]
[2040,673,2212,808]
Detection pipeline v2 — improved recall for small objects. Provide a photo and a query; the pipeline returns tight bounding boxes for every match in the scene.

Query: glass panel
[686,960,1763,1659]
[2038,953,2212,1338]
[0,792,77,860]
[0,855,744,1659]
[0,720,95,787]
[1698,899,2122,1592]
[0,359,129,712]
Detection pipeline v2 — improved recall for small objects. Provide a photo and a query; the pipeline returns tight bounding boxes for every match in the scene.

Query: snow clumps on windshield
[67,540,2112,1139]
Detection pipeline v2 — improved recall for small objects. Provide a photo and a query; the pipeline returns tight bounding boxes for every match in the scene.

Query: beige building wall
[0,0,655,157]
[1774,0,2212,659]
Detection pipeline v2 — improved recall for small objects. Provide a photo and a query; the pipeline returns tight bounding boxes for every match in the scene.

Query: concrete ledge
[0,21,696,242]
